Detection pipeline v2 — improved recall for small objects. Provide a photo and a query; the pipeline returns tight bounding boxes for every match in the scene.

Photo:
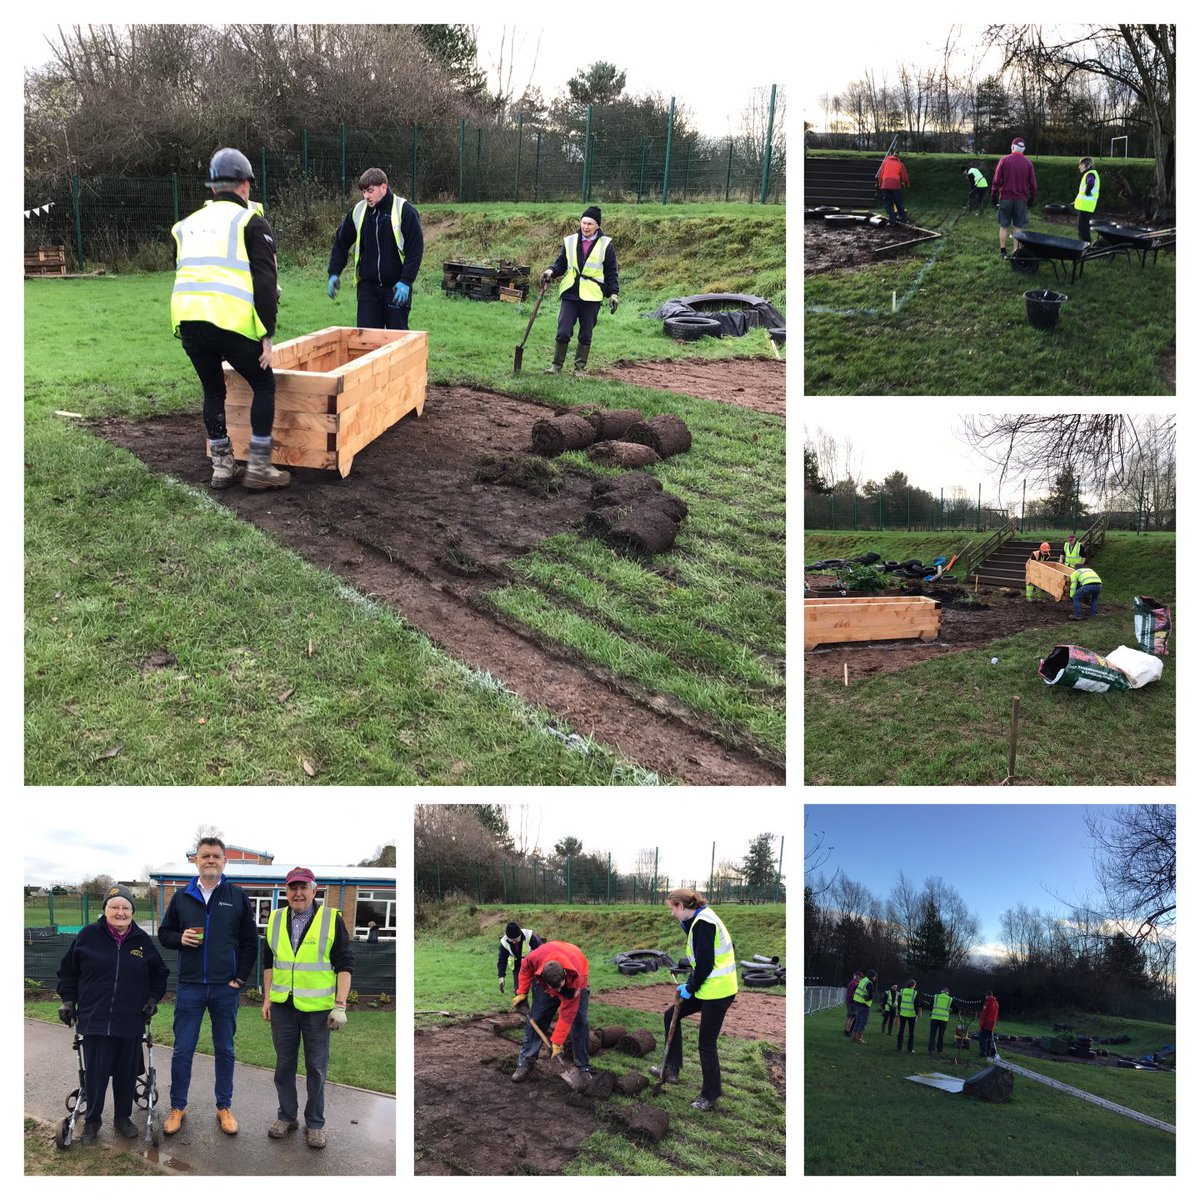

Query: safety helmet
[208,147,255,186]
[1040,542,1050,551]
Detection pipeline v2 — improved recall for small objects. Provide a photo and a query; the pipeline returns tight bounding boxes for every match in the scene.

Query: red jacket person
[510,940,592,1081]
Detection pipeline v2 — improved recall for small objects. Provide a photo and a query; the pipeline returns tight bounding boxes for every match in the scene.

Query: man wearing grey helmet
[171,147,289,490]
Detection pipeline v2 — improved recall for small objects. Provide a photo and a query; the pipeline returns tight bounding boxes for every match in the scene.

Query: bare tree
[1084,805,1175,940]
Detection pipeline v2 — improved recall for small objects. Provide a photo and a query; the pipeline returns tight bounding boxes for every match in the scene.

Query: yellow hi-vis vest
[1075,169,1100,213]
[687,907,737,1000]
[883,990,897,1013]
[559,233,611,302]
[267,905,340,1011]
[967,167,988,190]
[853,976,873,1005]
[931,991,952,1021]
[1070,567,1102,595]
[171,200,268,341]
[351,194,406,280]
[899,987,918,1017]
[1062,540,1084,567]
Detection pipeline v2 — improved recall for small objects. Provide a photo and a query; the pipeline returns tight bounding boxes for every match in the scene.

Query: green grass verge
[25,205,784,782]
[804,152,1172,395]
[804,531,1175,785]
[25,1001,394,1094]
[25,1116,167,1175]
[805,1005,1174,1175]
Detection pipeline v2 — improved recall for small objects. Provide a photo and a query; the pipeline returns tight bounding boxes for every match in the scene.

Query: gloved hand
[498,977,505,994]
[392,281,411,306]
[551,1043,563,1058]
[58,1000,76,1026]
[512,992,529,1009]
[609,295,619,315]
[677,984,692,1000]
[142,1000,158,1020]
[327,274,340,299]
[540,268,554,285]
[327,1006,348,1031]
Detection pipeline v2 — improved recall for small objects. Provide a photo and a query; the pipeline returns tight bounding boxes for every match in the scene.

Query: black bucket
[1024,289,1068,330]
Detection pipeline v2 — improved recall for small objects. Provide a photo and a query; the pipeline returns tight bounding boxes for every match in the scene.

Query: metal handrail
[1080,511,1109,554]
[959,517,1018,581]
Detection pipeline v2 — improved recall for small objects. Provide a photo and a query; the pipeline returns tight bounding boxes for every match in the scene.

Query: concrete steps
[971,540,1084,588]
[805,158,879,210]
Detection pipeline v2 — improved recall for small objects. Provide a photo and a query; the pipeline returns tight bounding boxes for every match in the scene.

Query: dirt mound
[805,220,938,274]
[589,982,786,1046]
[596,358,785,418]
[414,1018,598,1174]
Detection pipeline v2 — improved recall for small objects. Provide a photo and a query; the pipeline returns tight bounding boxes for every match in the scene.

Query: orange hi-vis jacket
[516,940,589,1046]
[879,156,910,189]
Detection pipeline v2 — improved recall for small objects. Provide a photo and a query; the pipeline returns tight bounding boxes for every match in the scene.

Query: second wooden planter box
[804,595,942,649]
[1025,558,1074,602]
[216,325,427,477]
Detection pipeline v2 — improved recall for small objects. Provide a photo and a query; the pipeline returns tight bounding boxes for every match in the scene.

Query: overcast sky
[23,811,395,887]
[22,18,787,141]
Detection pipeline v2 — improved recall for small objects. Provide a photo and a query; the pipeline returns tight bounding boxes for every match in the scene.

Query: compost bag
[1038,645,1131,692]
[1133,595,1172,656]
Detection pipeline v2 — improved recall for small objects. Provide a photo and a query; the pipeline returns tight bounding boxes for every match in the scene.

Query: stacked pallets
[442,260,531,302]
[25,244,67,277]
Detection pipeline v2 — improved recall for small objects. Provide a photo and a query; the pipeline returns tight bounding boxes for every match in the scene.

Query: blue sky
[804,804,1137,958]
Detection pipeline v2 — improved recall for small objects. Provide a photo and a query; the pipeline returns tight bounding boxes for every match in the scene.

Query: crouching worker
[510,941,591,1081]
[1069,564,1103,620]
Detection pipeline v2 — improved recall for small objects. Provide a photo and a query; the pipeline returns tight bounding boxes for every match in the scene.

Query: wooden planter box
[1025,559,1074,602]
[804,595,941,649]
[216,326,426,477]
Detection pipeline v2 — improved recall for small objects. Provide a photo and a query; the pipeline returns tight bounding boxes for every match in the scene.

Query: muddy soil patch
[805,587,1095,682]
[590,982,786,1046]
[805,221,939,274]
[92,387,780,785]
[995,1039,1139,1070]
[597,358,785,418]
[414,1019,598,1174]
[763,1049,786,1097]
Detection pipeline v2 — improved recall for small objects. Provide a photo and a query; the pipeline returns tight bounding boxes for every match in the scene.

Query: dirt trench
[93,365,783,785]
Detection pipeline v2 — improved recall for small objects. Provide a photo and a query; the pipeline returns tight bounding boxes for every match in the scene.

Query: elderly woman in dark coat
[56,885,169,1143]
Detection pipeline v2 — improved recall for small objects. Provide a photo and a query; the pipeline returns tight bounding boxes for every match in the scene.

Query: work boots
[209,442,244,489]
[572,343,591,377]
[243,443,291,490]
[511,1064,533,1082]
[543,342,569,374]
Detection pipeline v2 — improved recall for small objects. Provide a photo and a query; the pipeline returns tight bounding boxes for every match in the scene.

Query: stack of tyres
[740,955,786,987]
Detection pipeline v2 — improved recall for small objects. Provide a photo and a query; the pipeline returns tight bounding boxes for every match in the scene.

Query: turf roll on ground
[616,1071,649,1096]
[583,408,643,440]
[627,1103,670,1142]
[588,507,680,554]
[618,1028,657,1056]
[531,413,596,455]
[586,1069,617,1098]
[598,1024,629,1048]
[592,473,663,503]
[587,440,662,468]
[627,414,692,458]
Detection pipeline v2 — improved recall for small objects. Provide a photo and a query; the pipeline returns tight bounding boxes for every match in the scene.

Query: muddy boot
[543,341,568,375]
[209,439,244,490]
[511,1063,533,1082]
[572,343,591,377]
[243,440,291,490]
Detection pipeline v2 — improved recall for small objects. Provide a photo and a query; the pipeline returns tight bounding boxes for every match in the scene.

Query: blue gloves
[677,984,692,1000]
[327,274,339,299]
[392,281,411,306]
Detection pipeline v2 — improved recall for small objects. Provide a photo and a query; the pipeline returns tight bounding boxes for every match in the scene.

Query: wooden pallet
[804,595,941,649]
[214,326,427,477]
[25,244,67,276]
[1025,558,1074,602]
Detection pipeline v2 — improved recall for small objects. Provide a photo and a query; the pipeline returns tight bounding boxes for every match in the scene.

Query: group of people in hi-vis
[843,970,1000,1057]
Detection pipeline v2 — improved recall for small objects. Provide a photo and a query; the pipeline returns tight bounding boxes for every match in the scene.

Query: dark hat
[505,921,524,940]
[285,866,316,885]
[103,885,136,911]
[581,205,602,224]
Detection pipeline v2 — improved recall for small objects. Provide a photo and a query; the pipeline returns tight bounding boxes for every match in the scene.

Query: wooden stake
[1001,694,1020,785]
[843,662,849,687]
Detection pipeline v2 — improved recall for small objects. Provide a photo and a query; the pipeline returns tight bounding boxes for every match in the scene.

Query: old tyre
[663,315,723,340]
[768,326,786,344]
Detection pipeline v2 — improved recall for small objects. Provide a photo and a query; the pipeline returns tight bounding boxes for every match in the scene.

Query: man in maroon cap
[992,137,1038,258]
[261,868,355,1149]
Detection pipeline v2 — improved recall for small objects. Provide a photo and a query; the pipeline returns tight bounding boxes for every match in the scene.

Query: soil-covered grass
[805,1004,1174,1175]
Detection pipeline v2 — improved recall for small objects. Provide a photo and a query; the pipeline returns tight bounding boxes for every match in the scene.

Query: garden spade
[513,281,548,373]
[520,1005,588,1092]
[651,996,683,1097]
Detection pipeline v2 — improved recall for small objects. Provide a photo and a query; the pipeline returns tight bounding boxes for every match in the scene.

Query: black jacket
[158,875,259,987]
[57,917,169,1039]
[261,904,356,975]
[328,189,424,288]
[679,909,717,997]
[172,191,278,337]
[547,228,619,300]
[497,930,544,979]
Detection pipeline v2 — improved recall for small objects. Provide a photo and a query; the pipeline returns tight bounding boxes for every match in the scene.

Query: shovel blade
[513,344,524,374]
[557,1062,588,1092]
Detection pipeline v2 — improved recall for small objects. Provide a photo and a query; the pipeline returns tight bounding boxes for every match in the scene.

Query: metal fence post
[582,106,592,201]
[759,84,778,204]
[774,836,784,902]
[170,172,180,224]
[71,174,84,271]
[725,138,734,202]
[709,841,715,895]
[302,127,308,179]
[514,112,523,202]
[458,119,466,202]
[606,852,611,904]
[475,127,483,201]
[534,131,542,202]
[652,847,658,904]
[567,856,573,904]
[661,97,675,204]
[340,124,346,199]
[637,139,648,203]
[411,125,419,202]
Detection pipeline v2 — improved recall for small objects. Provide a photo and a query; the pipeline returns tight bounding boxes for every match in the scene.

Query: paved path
[25,1018,395,1175]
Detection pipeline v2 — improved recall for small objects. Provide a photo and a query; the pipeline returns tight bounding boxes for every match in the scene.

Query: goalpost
[1110,135,1129,158]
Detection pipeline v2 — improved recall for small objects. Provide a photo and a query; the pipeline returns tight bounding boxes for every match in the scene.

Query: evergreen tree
[908,895,950,971]
[804,447,831,493]
[554,835,584,858]
[741,833,778,888]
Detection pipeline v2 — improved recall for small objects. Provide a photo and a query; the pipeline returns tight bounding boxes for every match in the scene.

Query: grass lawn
[804,530,1176,785]
[25,1001,395,1094]
[416,903,785,1175]
[804,152,1174,395]
[805,1005,1174,1175]
[25,205,784,784]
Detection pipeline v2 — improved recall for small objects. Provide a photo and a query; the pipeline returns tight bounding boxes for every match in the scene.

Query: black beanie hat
[581,205,602,224]
[505,921,523,940]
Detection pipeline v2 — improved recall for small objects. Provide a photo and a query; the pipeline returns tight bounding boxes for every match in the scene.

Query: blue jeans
[853,1002,871,1034]
[1073,583,1101,618]
[882,189,908,222]
[269,1001,331,1129]
[170,982,241,1109]
[517,981,591,1070]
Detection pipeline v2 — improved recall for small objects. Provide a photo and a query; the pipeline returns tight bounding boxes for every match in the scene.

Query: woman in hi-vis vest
[539,205,619,377]
[654,888,739,1112]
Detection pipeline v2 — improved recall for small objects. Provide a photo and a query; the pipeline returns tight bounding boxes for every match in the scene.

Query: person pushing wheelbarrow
[509,940,592,1088]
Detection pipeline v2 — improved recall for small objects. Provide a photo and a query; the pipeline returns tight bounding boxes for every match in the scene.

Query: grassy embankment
[416,904,785,1175]
[804,151,1173,394]
[25,204,784,784]
[804,530,1176,785]
[805,1003,1174,1175]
